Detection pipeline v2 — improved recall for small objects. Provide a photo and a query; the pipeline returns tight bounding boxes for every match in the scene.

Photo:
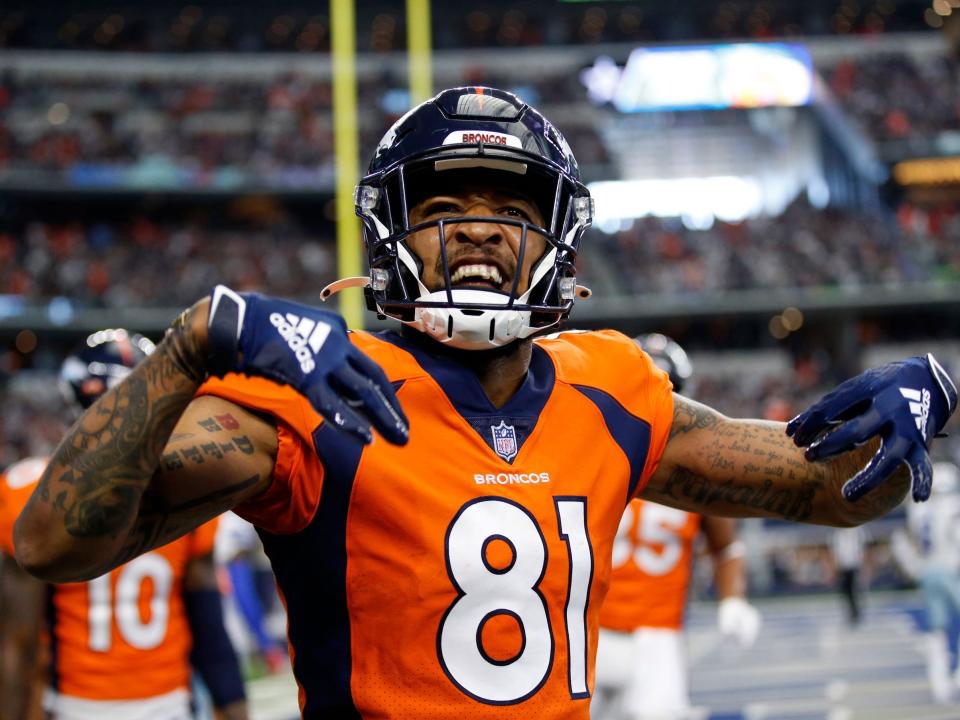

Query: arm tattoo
[108,473,261,570]
[655,467,822,521]
[669,394,720,439]
[653,396,909,525]
[25,308,205,540]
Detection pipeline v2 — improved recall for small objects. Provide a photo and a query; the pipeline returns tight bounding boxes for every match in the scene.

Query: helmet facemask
[355,145,593,350]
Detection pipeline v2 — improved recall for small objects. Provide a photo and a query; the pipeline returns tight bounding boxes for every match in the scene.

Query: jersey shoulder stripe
[536,330,675,499]
[349,330,430,383]
[536,329,665,390]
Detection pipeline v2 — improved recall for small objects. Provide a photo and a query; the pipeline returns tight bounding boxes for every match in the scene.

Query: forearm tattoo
[164,306,208,383]
[651,396,909,525]
[659,468,821,521]
[24,306,208,544]
[110,473,261,568]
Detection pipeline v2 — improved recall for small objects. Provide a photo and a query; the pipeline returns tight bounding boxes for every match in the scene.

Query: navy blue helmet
[635,333,692,393]
[59,329,154,409]
[332,86,594,350]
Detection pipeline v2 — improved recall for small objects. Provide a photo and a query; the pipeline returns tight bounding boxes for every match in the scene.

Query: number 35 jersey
[198,328,674,719]
[599,499,701,631]
[0,458,218,704]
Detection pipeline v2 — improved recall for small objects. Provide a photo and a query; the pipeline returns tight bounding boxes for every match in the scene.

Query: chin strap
[320,276,371,301]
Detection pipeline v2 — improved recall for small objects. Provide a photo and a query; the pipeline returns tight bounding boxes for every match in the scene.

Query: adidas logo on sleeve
[269,312,332,374]
[899,386,931,440]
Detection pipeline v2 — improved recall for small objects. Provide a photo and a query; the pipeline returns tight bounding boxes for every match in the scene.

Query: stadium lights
[892,157,960,186]
[933,0,952,16]
[580,43,813,112]
[769,307,803,340]
[588,176,763,231]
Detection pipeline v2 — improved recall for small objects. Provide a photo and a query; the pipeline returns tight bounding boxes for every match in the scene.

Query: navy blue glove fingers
[906,443,934,502]
[840,434,901,502]
[349,349,408,427]
[804,405,881,461]
[204,285,410,448]
[786,365,903,446]
[841,437,933,503]
[331,362,409,446]
[307,384,374,445]
[785,408,827,447]
[788,355,957,505]
[787,395,874,447]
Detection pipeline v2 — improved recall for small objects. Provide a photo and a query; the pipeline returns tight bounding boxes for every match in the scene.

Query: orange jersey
[196,328,674,719]
[599,500,701,631]
[0,457,218,701]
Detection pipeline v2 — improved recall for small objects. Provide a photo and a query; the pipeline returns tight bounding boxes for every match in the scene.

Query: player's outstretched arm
[642,396,904,526]
[644,353,956,526]
[15,286,408,583]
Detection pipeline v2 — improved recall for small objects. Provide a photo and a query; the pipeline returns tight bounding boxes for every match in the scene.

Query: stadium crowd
[0,2,931,54]
[824,51,960,146]
[596,199,960,297]
[0,216,335,308]
[4,47,958,193]
[0,70,606,189]
[2,198,957,308]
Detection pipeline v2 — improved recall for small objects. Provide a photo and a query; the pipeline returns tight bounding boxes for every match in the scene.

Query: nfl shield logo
[491,420,518,462]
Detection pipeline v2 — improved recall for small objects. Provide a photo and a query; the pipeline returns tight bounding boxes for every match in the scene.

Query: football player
[12,87,958,720]
[891,461,960,703]
[593,334,760,720]
[0,330,248,720]
[215,511,288,674]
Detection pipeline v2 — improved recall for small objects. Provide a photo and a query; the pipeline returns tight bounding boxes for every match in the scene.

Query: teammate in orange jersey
[12,87,958,720]
[0,331,248,720]
[593,334,760,720]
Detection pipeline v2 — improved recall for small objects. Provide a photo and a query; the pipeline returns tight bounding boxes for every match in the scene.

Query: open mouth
[449,262,507,291]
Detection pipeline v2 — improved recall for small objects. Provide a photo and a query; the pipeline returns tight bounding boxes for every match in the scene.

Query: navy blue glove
[786,354,957,502]
[206,285,408,446]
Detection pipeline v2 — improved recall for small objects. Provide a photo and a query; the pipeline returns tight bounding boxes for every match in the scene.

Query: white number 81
[438,497,593,705]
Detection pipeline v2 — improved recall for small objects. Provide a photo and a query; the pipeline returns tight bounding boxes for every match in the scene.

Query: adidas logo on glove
[270,312,332,374]
[899,386,931,440]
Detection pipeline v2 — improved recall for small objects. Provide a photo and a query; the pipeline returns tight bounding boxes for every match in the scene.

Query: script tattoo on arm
[643,395,909,526]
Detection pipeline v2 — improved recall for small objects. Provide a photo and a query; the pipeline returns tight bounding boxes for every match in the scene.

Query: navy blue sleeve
[185,588,247,707]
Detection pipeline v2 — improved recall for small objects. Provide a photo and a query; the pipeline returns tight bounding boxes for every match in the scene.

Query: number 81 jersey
[198,328,674,719]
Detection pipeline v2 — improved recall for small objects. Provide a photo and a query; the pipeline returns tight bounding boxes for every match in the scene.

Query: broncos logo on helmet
[322,86,594,350]
[59,328,155,409]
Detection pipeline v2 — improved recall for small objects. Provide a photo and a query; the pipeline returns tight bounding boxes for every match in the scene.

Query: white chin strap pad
[408,289,549,351]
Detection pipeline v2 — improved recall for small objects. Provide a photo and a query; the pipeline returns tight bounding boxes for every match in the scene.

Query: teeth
[450,264,503,286]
